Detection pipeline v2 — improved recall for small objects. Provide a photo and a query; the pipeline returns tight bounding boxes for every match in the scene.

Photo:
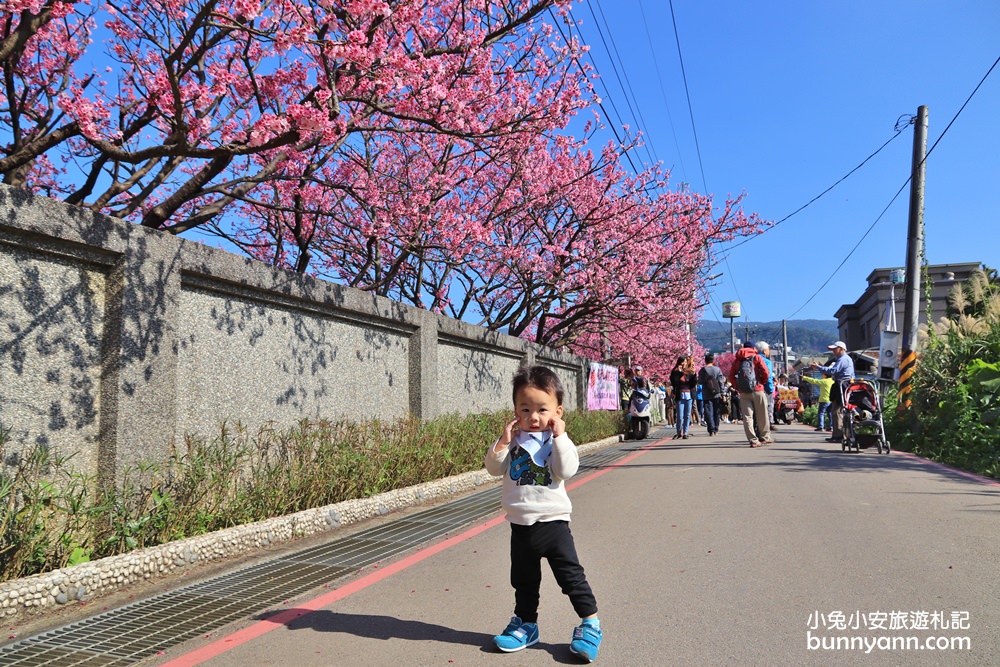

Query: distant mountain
[696,319,839,354]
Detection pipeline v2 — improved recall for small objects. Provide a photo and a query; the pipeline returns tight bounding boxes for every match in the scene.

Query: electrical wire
[667,0,709,195]
[548,8,642,177]
[782,52,1000,320]
[660,0,746,322]
[586,0,663,170]
[924,53,1000,162]
[722,127,907,254]
[784,178,910,320]
[555,4,737,346]
[636,0,688,184]
[705,122,906,328]
[555,10,1000,334]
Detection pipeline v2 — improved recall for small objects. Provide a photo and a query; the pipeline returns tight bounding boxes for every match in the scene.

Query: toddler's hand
[548,415,565,438]
[494,418,519,453]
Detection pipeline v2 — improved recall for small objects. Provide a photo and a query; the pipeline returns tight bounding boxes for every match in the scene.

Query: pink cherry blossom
[0,0,768,367]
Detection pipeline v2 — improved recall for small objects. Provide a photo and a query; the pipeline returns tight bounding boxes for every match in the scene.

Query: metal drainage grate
[0,443,634,666]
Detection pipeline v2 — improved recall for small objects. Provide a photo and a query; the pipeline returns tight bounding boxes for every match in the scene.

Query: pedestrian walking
[728,383,742,422]
[697,352,726,436]
[729,342,772,447]
[756,342,776,429]
[663,385,676,428]
[694,382,704,426]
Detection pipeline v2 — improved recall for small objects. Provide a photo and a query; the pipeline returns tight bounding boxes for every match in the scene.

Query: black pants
[510,520,597,623]
[831,380,847,439]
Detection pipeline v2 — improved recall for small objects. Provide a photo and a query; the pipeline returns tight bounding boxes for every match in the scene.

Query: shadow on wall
[0,249,104,465]
[0,185,586,478]
[177,281,413,435]
[0,189,175,474]
[464,350,506,402]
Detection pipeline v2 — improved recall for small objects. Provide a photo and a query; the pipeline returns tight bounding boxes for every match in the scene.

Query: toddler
[485,365,602,662]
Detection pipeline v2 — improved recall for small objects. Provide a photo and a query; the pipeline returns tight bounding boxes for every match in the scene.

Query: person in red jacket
[728,341,772,447]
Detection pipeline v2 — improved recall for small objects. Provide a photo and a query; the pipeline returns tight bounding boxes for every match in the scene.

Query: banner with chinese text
[587,363,620,410]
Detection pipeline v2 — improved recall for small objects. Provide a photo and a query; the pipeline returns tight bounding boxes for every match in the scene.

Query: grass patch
[0,410,623,581]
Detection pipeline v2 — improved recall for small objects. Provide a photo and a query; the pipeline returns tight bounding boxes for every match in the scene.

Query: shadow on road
[612,438,1000,503]
[261,610,582,663]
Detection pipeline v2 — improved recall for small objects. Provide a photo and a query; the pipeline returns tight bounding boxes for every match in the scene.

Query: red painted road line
[160,439,660,666]
[892,449,1000,488]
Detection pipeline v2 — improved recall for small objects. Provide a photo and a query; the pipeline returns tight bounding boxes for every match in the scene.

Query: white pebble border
[0,436,623,623]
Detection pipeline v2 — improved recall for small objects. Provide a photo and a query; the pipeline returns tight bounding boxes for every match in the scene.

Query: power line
[586,0,662,171]
[548,8,642,177]
[713,120,907,322]
[718,252,745,315]
[661,0,742,323]
[555,5,737,337]
[783,52,1000,320]
[667,0,708,195]
[784,178,910,320]
[714,125,906,323]
[924,53,1000,161]
[723,126,907,254]
[636,0,688,184]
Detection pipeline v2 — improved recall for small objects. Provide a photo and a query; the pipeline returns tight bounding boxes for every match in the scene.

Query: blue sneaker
[493,616,539,653]
[569,620,602,662]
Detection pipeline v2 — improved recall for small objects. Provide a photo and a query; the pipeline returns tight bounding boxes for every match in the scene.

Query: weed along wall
[0,183,589,483]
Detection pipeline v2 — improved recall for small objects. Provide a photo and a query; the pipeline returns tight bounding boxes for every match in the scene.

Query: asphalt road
[144,420,1000,667]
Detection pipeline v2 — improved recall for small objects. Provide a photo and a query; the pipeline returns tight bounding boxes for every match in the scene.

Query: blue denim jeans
[703,397,720,434]
[676,397,692,435]
[817,402,831,429]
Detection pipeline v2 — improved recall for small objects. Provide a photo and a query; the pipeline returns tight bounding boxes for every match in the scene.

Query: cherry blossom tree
[1,0,583,229]
[1,0,769,370]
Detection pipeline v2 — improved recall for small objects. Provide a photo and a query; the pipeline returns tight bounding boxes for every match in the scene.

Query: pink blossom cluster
[0,0,769,369]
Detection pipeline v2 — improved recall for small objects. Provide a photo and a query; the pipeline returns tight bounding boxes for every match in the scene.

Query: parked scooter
[629,377,652,439]
[774,387,803,425]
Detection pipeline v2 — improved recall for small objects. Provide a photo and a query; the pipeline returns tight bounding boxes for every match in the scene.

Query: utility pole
[899,105,928,409]
[722,301,740,354]
[782,320,788,374]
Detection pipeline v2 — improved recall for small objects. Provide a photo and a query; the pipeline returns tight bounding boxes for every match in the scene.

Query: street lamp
[723,300,742,353]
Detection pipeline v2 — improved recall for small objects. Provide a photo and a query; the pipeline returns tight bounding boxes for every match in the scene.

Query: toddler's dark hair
[512,365,564,406]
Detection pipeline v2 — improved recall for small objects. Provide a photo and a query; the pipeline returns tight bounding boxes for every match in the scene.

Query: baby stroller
[841,378,890,454]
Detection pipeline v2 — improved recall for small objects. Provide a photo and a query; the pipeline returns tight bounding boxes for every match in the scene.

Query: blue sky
[569,0,1000,324]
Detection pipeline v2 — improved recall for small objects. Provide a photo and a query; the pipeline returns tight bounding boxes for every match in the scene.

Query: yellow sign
[778,388,799,401]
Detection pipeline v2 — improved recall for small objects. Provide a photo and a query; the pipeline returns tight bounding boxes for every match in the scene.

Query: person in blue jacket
[809,341,856,443]
[756,341,776,429]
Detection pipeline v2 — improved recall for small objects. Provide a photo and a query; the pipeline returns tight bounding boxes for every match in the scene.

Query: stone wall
[0,184,593,481]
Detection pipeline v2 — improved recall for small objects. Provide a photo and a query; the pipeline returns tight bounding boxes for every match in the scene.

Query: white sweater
[484,431,580,526]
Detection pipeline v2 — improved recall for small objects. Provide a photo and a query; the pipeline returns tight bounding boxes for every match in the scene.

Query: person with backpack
[728,341,772,447]
[697,352,726,436]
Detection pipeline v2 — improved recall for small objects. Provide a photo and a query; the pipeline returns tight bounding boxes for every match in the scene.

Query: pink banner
[587,363,620,410]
